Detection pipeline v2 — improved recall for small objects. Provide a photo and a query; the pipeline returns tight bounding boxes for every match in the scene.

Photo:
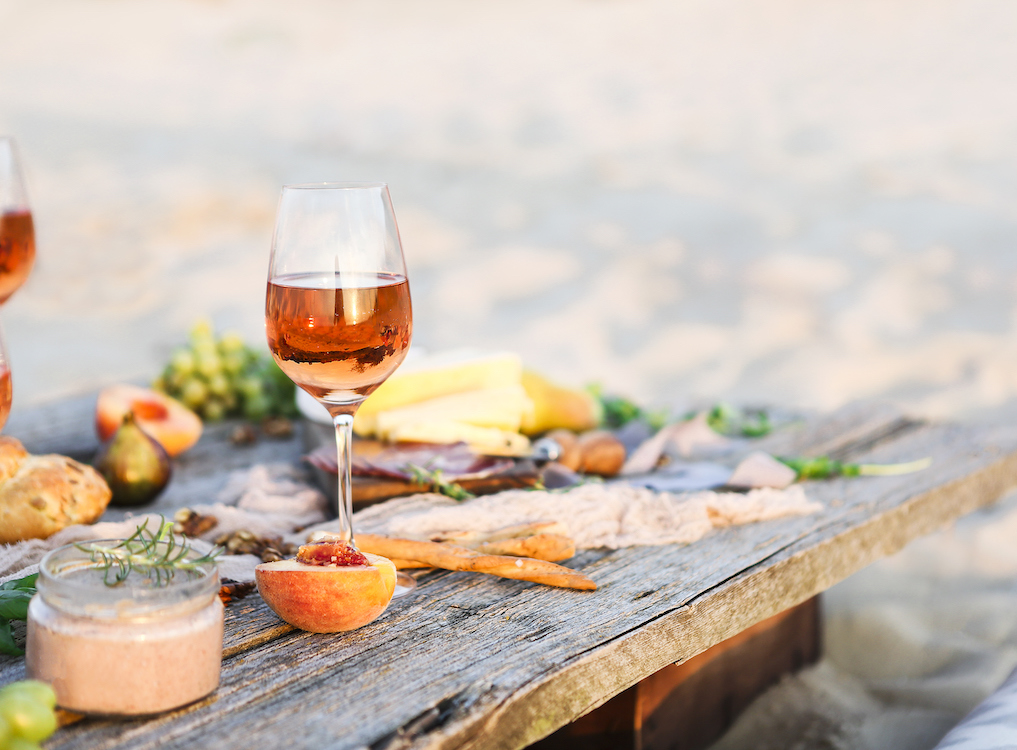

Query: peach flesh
[255,553,396,633]
[96,384,203,457]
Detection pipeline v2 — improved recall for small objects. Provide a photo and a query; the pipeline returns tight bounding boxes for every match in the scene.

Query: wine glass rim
[282,181,388,190]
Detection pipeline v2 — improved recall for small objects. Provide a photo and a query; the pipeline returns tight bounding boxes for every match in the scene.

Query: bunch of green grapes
[154,320,298,422]
[0,680,57,750]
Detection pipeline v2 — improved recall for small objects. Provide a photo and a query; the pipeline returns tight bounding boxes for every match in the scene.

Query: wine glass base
[392,571,417,599]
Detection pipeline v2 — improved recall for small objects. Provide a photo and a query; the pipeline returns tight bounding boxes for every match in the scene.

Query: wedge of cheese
[387,421,532,457]
[354,350,523,435]
[374,385,534,439]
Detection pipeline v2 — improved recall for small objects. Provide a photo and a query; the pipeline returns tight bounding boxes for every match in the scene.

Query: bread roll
[0,437,112,544]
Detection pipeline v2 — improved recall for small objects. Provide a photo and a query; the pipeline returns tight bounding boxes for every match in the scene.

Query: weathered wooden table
[2,398,1017,750]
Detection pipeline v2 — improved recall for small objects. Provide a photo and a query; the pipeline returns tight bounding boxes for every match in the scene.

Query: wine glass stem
[332,412,356,547]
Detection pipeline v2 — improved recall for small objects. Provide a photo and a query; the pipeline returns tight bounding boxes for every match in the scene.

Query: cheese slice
[373,386,533,439]
[387,420,532,457]
[354,350,523,435]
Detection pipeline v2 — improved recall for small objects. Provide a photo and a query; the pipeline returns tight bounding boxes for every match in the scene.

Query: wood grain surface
[2,401,1016,750]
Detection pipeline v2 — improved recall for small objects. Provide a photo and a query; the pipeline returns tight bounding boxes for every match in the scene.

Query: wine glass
[266,183,415,592]
[0,137,35,305]
[0,325,10,431]
[0,136,36,431]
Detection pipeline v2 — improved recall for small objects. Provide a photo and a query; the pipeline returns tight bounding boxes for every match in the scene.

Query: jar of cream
[25,540,224,716]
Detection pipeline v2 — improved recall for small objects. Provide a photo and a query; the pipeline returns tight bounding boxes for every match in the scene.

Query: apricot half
[255,553,397,633]
[96,385,203,457]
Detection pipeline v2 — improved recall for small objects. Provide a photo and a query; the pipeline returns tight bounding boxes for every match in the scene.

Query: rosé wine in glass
[266,271,411,406]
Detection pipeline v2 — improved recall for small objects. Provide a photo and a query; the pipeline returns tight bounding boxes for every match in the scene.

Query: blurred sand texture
[2,0,1017,422]
[3,2,1017,749]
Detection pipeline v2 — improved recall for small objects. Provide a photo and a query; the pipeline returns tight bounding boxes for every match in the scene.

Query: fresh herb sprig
[405,463,475,502]
[587,384,669,430]
[76,517,221,587]
[706,403,772,438]
[778,455,932,480]
[0,573,37,656]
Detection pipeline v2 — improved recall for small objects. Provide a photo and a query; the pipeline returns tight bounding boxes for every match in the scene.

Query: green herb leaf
[706,403,772,438]
[0,619,23,656]
[777,455,931,480]
[0,589,32,620]
[0,572,37,591]
[404,463,474,502]
[588,384,668,430]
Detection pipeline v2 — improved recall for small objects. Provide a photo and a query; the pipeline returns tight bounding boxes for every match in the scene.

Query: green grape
[202,399,226,422]
[179,378,208,410]
[222,352,246,376]
[218,332,246,355]
[0,693,57,743]
[0,713,10,746]
[169,348,196,376]
[189,319,215,345]
[206,373,230,397]
[7,737,42,750]
[237,376,263,401]
[243,394,270,421]
[192,339,217,359]
[221,390,238,411]
[195,352,222,379]
[165,368,187,394]
[0,682,56,711]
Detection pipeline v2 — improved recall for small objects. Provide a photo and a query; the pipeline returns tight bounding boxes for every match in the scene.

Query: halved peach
[255,552,396,633]
[96,385,202,457]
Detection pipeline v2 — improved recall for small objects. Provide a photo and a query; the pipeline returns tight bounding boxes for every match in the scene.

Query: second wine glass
[0,136,37,432]
[265,183,413,549]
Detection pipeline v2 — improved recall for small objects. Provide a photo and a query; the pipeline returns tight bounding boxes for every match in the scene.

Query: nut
[577,430,626,477]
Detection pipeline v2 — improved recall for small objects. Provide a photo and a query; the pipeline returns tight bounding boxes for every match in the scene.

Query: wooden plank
[751,400,917,459]
[30,419,1017,750]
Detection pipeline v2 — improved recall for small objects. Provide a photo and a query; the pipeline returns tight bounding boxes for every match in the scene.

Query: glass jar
[25,540,224,716]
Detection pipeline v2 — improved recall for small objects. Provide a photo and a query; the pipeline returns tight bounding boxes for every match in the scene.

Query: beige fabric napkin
[1,464,820,585]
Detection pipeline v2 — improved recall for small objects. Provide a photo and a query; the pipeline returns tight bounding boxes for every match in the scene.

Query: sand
[2,0,1017,423]
[711,489,1017,749]
[2,1,1017,746]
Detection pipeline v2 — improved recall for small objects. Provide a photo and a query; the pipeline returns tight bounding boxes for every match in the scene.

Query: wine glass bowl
[0,136,36,432]
[0,325,11,431]
[266,271,411,409]
[0,137,35,305]
[266,183,412,562]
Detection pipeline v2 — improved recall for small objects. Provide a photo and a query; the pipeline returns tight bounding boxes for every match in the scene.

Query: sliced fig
[296,541,369,567]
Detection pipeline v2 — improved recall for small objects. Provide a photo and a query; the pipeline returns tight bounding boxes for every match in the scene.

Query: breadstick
[390,533,573,566]
[428,521,569,545]
[390,558,432,570]
[476,534,575,562]
[356,534,596,591]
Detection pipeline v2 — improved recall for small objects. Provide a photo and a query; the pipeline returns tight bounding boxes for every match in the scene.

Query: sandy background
[3,0,1017,422]
[3,1,1017,747]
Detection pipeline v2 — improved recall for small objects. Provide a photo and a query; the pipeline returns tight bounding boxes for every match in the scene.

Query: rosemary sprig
[76,517,222,587]
[777,455,932,480]
[405,463,474,501]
